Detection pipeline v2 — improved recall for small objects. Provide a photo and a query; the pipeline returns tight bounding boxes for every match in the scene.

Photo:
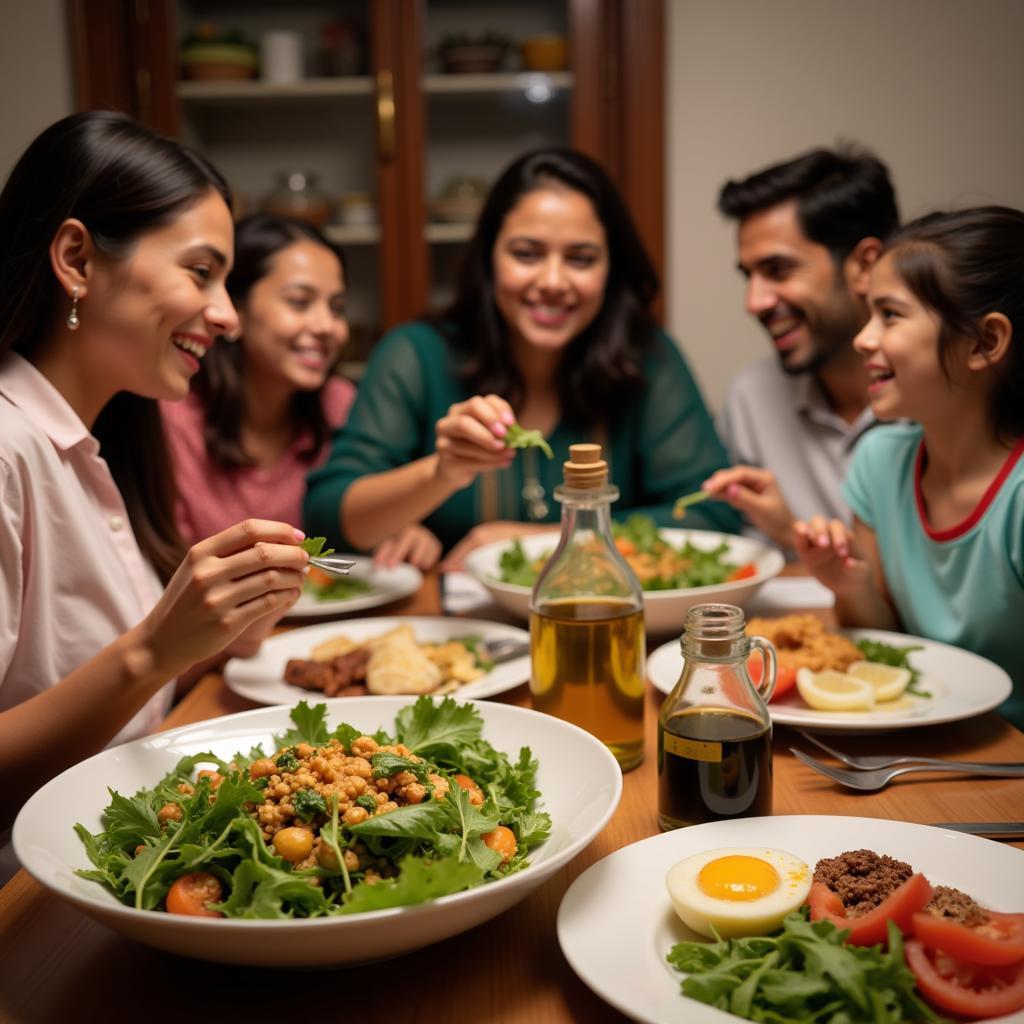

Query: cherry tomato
[614,538,637,557]
[482,826,517,864]
[807,873,933,946]
[747,657,797,701]
[906,939,1024,1018]
[911,910,1024,966]
[727,563,758,582]
[165,871,224,918]
[453,774,484,804]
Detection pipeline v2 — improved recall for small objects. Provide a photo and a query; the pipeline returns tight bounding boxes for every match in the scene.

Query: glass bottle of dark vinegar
[530,443,645,770]
[657,604,777,830]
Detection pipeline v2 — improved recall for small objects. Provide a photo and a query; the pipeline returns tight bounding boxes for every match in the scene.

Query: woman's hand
[701,466,796,550]
[134,519,308,678]
[434,394,516,488]
[440,520,554,572]
[373,524,443,571]
[792,516,872,596]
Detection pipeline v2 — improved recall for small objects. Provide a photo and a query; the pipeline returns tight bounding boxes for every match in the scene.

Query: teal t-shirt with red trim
[842,423,1024,728]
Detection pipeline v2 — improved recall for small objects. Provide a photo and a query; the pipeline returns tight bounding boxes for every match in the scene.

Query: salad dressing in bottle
[658,604,776,829]
[529,444,645,770]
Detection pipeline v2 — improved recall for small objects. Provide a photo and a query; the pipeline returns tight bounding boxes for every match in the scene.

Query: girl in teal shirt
[305,149,739,562]
[794,207,1024,727]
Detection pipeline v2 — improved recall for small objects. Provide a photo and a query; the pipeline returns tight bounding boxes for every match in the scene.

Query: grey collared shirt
[717,355,877,527]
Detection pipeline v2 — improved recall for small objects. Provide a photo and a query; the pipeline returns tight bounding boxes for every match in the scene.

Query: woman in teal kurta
[305,149,740,558]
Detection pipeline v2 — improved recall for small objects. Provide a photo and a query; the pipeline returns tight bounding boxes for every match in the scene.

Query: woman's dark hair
[435,148,659,427]
[718,144,899,265]
[0,110,231,582]
[193,214,345,468]
[885,206,1024,444]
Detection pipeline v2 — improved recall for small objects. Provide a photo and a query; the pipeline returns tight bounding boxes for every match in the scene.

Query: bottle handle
[748,636,777,704]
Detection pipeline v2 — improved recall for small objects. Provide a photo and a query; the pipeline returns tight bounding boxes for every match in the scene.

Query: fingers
[372,535,402,569]
[406,528,442,570]
[437,395,516,452]
[702,465,777,498]
[194,518,306,559]
[223,586,303,634]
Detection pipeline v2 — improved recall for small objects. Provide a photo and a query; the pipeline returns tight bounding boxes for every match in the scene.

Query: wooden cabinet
[67,0,663,358]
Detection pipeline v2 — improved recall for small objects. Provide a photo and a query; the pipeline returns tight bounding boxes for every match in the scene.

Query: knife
[931,822,1024,840]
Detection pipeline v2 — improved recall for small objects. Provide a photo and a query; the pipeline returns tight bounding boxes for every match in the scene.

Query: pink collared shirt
[0,352,173,743]
[160,375,355,545]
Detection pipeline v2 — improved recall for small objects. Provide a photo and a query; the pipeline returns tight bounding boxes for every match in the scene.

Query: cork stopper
[563,442,608,490]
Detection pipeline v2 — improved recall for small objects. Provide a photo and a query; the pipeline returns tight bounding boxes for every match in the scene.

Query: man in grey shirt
[701,146,899,552]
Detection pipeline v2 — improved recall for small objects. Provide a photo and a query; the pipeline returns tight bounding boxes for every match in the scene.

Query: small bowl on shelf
[438,40,509,74]
[521,35,568,72]
[180,42,258,81]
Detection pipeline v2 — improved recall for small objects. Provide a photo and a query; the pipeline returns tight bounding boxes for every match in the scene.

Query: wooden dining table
[1,571,1022,1024]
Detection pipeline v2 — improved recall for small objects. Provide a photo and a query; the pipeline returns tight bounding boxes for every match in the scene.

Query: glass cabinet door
[172,0,381,367]
[421,0,572,310]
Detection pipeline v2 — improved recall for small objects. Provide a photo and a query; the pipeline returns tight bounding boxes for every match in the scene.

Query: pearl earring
[66,287,81,331]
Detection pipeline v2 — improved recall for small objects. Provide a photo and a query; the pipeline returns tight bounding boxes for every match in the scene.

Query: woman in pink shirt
[163,215,440,569]
[0,112,309,843]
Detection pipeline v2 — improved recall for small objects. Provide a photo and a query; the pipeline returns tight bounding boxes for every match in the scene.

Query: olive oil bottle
[657,604,777,829]
[529,444,645,770]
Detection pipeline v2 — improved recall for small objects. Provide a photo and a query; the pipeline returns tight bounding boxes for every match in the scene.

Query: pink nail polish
[293,528,305,541]
[727,484,740,497]
[502,410,515,424]
[492,421,508,437]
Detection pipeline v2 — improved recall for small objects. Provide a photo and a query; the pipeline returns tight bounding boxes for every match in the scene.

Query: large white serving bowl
[463,529,786,636]
[13,697,622,968]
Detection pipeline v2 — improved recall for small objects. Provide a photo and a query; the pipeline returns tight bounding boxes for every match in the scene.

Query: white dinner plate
[14,697,622,968]
[558,815,1024,1024]
[285,556,422,620]
[647,628,1012,731]
[224,616,530,705]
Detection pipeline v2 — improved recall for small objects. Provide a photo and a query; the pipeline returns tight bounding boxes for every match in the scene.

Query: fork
[307,554,357,578]
[796,729,995,770]
[790,747,1024,791]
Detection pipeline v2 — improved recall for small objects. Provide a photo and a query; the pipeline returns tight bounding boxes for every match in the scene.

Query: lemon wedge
[846,661,912,702]
[796,668,875,711]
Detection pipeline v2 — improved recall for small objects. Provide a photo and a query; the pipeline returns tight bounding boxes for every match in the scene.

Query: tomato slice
[807,873,933,946]
[747,657,797,701]
[727,563,758,581]
[911,910,1024,966]
[906,939,1024,1018]
[165,871,224,918]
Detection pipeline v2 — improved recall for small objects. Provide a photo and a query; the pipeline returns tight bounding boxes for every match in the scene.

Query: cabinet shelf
[425,222,474,243]
[324,224,381,246]
[423,71,573,95]
[176,77,374,103]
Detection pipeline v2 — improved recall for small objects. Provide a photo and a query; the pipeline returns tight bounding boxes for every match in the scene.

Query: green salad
[75,698,550,919]
[497,514,747,591]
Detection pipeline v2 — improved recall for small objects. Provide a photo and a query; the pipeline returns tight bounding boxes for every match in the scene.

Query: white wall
[0,0,73,181]
[666,0,1024,411]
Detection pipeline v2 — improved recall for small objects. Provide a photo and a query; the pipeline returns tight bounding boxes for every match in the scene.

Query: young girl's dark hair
[0,111,231,583]
[886,206,1024,444]
[192,214,346,469]
[434,148,659,428]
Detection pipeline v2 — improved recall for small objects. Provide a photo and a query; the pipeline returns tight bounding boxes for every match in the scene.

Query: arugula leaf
[100,788,161,850]
[437,784,501,863]
[301,536,335,558]
[370,752,433,784]
[272,701,331,748]
[394,696,483,761]
[504,423,553,459]
[496,538,543,587]
[216,858,332,919]
[347,801,449,842]
[339,852,486,914]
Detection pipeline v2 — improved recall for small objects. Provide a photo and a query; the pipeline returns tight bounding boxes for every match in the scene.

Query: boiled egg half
[666,847,811,938]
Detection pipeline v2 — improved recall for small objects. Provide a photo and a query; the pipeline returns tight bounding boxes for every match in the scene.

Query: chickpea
[272,826,314,863]
[157,802,182,825]
[316,841,339,870]
[197,769,224,789]
[403,783,427,804]
[176,782,195,796]
[343,805,369,826]
[249,758,277,780]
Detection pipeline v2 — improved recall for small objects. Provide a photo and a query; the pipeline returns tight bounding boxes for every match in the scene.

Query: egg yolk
[697,855,780,901]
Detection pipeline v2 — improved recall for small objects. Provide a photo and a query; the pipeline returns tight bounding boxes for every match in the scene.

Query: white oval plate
[463,529,785,636]
[225,616,531,705]
[558,814,1024,1024]
[14,697,622,968]
[286,556,422,620]
[647,628,1012,732]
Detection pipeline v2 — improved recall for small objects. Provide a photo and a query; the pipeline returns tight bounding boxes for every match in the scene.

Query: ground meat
[812,849,913,916]
[924,885,990,926]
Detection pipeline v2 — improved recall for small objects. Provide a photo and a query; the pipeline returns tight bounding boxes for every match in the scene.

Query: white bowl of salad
[13,696,622,968]
[463,515,786,636]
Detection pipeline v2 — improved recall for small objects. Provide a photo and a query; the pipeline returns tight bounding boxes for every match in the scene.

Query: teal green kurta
[304,322,741,551]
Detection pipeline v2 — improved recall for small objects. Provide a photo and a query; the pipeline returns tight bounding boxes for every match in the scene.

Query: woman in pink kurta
[163,215,440,570]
